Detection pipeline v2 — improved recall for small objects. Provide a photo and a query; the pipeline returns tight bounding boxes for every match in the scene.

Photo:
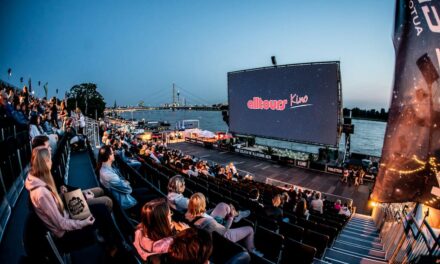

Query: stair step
[324,249,387,264]
[338,235,383,250]
[349,219,376,226]
[313,259,336,264]
[341,230,381,242]
[346,223,378,232]
[330,247,386,263]
[352,214,373,221]
[344,227,380,236]
[333,241,386,259]
[350,219,375,225]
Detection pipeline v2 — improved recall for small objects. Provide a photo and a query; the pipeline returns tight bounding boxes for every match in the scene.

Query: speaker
[344,117,352,124]
[222,110,229,126]
[271,56,277,66]
[417,53,439,85]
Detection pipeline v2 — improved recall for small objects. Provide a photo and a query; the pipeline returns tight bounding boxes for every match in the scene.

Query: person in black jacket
[264,194,283,222]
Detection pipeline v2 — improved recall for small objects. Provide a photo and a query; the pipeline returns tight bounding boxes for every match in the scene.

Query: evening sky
[0,0,395,109]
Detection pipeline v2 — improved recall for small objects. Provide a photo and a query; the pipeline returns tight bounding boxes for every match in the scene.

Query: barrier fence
[373,203,439,263]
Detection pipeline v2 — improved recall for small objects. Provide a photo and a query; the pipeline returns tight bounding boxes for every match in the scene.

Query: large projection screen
[228,62,341,146]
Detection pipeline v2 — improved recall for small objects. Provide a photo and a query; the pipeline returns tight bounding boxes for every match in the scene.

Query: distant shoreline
[351,117,387,123]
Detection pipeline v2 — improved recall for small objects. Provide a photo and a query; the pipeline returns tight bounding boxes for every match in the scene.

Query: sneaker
[234,210,250,223]
[94,229,106,243]
[251,249,264,257]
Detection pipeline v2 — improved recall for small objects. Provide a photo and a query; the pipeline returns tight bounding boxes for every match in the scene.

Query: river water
[120,110,386,157]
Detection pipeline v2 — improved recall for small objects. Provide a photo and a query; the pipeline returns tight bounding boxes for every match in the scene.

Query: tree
[66,83,106,118]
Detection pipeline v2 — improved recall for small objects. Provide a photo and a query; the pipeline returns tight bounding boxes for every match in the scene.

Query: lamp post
[85,88,88,117]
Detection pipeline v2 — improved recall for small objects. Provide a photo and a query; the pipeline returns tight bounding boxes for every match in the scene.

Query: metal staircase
[322,213,388,264]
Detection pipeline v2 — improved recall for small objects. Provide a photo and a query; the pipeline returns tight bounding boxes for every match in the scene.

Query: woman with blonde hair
[167,175,189,213]
[25,146,118,252]
[185,193,258,253]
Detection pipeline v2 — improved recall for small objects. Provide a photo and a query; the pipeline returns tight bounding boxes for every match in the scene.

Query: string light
[388,155,440,175]
[388,166,425,174]
[413,155,426,165]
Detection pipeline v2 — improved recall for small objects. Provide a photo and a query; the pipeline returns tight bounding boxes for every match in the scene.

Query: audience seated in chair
[167,227,213,264]
[167,175,189,213]
[264,194,284,222]
[295,198,310,219]
[133,198,189,262]
[310,192,324,214]
[32,135,113,212]
[97,145,156,217]
[185,192,259,254]
[25,147,120,255]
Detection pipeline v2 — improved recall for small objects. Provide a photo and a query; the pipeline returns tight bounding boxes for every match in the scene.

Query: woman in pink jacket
[133,198,188,262]
[26,146,116,253]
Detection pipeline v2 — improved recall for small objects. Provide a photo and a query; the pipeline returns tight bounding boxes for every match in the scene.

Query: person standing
[341,168,349,183]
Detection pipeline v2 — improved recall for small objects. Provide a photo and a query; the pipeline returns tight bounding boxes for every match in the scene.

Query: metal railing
[373,203,439,263]
[83,117,100,147]
[265,177,354,206]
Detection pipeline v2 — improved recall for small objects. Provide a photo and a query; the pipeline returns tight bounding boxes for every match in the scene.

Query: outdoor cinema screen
[228,62,341,146]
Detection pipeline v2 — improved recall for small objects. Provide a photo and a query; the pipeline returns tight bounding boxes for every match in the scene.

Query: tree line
[343,107,388,121]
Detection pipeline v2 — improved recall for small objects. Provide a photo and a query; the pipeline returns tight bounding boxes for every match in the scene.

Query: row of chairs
[167,171,342,245]
[126,150,350,261]
[0,123,25,143]
[0,131,32,243]
[23,134,73,263]
[135,158,328,264]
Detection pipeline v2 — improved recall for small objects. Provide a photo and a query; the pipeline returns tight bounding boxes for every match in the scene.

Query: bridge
[104,105,224,114]
[106,83,226,114]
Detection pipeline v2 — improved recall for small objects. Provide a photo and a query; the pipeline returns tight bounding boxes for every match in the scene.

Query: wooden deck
[170,142,373,215]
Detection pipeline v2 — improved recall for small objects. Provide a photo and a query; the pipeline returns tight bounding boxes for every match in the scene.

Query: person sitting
[281,191,294,212]
[310,192,324,214]
[25,147,119,254]
[185,193,257,253]
[40,113,59,136]
[32,135,113,212]
[133,198,188,262]
[167,228,213,264]
[216,167,228,180]
[167,175,189,214]
[146,147,161,164]
[295,198,309,219]
[339,203,351,217]
[248,188,264,212]
[98,145,156,217]
[118,143,142,171]
[187,165,199,177]
[334,199,342,212]
[264,194,284,222]
[29,114,58,153]
[226,162,239,178]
